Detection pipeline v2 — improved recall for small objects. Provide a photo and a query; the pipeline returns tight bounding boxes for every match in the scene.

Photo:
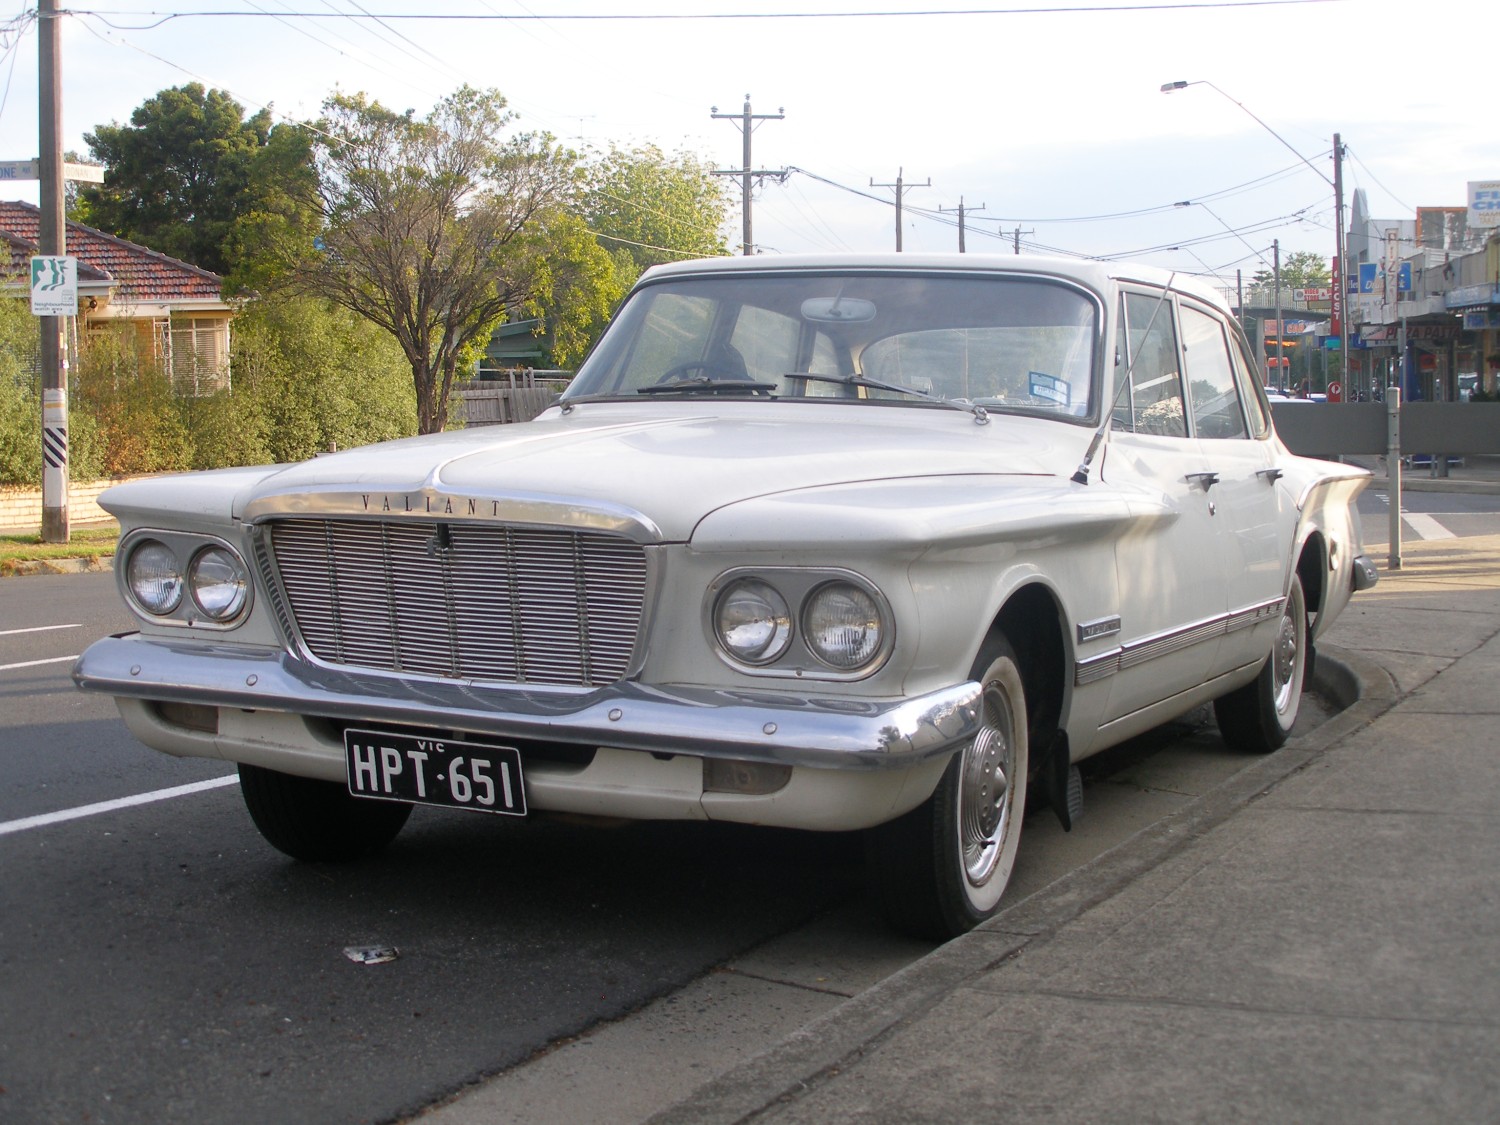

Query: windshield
[564,271,1101,420]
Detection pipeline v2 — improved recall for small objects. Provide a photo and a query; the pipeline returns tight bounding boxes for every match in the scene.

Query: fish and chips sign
[1469,181,1500,229]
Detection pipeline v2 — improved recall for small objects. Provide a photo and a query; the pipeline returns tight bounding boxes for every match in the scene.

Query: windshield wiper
[791,373,989,425]
[637,378,778,396]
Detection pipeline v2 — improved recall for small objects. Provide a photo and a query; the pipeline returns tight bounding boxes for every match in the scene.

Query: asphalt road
[5,490,1498,1125]
[2,574,872,1125]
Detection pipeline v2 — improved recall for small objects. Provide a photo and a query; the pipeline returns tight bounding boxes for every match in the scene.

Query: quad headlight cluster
[120,531,251,627]
[709,569,892,677]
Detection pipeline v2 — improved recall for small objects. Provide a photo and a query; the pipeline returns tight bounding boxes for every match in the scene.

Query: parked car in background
[74,254,1377,938]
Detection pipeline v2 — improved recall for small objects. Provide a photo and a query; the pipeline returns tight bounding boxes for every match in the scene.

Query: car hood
[242,403,1070,542]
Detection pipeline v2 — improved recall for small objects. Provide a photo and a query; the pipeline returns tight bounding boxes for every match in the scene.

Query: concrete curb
[649,644,1398,1125]
[1,555,114,578]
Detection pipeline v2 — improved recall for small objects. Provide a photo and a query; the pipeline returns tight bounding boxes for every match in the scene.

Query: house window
[168,316,231,395]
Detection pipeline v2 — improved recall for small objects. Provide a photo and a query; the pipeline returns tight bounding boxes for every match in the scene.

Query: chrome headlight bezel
[712,577,794,666]
[124,538,184,616]
[705,567,894,680]
[187,545,251,622]
[119,529,253,629]
[802,580,886,670]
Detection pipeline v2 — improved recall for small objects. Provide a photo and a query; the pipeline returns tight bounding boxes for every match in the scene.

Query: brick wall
[0,478,143,530]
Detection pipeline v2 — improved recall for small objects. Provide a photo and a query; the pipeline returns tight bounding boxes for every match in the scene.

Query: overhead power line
[70,0,1346,29]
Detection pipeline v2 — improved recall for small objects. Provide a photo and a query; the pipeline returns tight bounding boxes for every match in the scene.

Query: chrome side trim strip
[1073,597,1284,686]
[73,635,981,772]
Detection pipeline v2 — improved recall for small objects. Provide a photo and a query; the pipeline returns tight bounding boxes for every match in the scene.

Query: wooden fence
[452,370,571,427]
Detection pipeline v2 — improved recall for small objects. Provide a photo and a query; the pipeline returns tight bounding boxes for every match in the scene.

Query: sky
[0,0,1493,298]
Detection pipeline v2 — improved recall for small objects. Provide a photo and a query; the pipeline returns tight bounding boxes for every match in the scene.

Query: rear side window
[1180,305,1247,440]
[1230,330,1271,438]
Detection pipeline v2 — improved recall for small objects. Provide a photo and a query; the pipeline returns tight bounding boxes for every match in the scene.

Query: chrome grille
[266,518,648,687]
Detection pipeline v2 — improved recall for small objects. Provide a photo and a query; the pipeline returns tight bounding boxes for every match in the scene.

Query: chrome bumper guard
[73,635,982,772]
[1352,553,1379,592]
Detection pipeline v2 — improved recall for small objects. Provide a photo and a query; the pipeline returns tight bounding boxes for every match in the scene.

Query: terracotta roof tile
[0,199,224,303]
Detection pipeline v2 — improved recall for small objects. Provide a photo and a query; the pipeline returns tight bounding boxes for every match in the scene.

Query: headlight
[803,582,884,670]
[125,540,184,615]
[714,578,793,665]
[188,546,249,621]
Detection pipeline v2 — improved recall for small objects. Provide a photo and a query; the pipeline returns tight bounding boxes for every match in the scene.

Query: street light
[1161,79,1332,187]
[1173,199,1271,270]
[1162,79,1350,395]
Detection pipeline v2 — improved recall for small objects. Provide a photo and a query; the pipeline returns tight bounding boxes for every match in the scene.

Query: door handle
[1256,467,1284,484]
[1185,471,1220,491]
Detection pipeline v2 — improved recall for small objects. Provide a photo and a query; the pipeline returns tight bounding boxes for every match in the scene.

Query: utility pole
[1332,132,1351,396]
[939,197,985,253]
[38,0,67,542]
[710,96,786,256]
[1010,226,1034,255]
[1272,238,1284,392]
[1236,269,1245,338]
[870,168,929,252]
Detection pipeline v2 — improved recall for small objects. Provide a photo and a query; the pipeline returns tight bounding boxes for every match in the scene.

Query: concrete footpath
[651,532,1500,1123]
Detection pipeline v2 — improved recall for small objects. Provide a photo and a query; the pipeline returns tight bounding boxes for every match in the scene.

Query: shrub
[0,295,417,482]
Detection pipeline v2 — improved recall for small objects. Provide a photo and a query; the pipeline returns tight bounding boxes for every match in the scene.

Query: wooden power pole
[711,96,786,256]
[871,168,930,252]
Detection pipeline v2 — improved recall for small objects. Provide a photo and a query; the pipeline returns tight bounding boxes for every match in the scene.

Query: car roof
[638,253,1233,315]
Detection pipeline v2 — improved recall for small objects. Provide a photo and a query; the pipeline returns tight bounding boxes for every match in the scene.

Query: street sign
[29,256,77,316]
[0,158,39,180]
[0,158,104,182]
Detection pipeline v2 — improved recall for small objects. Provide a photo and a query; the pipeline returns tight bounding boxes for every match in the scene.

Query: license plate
[344,729,527,816]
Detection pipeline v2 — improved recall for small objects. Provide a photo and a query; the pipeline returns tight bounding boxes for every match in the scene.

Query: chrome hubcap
[1273,609,1299,712]
[960,690,1014,886]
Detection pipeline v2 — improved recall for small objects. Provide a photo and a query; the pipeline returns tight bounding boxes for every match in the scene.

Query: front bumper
[73,634,982,772]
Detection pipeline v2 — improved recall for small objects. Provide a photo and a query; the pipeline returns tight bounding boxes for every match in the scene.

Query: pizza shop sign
[1361,323,1459,342]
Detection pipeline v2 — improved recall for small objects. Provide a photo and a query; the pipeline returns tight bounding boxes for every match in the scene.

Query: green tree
[80,84,316,276]
[225,294,415,463]
[265,86,593,433]
[513,209,624,368]
[1253,251,1331,290]
[582,144,730,283]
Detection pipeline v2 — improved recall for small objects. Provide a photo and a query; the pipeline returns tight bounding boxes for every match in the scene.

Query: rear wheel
[867,635,1029,939]
[238,763,411,862]
[1214,572,1308,754]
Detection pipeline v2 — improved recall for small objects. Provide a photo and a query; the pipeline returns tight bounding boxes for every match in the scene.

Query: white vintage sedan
[75,254,1376,938]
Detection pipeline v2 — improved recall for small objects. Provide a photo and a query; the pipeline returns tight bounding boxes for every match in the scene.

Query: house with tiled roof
[0,199,234,393]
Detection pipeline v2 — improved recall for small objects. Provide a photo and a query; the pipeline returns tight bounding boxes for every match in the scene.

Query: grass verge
[0,526,119,575]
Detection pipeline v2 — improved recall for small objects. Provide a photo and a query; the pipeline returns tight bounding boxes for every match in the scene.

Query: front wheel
[867,635,1029,940]
[1214,571,1308,754]
[238,763,411,862]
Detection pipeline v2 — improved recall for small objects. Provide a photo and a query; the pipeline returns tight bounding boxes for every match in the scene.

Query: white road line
[0,655,77,672]
[0,623,82,637]
[1403,513,1457,540]
[0,776,240,838]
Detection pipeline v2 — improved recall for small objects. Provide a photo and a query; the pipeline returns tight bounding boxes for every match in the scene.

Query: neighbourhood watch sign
[29,255,77,316]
